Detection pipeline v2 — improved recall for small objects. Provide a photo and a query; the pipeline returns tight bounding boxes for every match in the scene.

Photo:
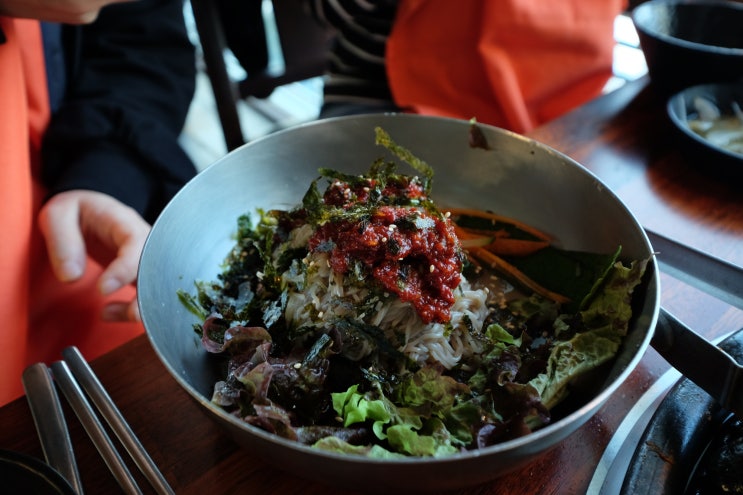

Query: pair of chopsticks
[22,346,174,495]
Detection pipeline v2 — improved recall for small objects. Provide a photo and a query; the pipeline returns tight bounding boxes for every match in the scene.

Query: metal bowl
[632,0,743,94]
[138,114,659,492]
[667,82,743,176]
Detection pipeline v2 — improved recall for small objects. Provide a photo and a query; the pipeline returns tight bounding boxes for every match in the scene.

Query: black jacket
[36,0,198,223]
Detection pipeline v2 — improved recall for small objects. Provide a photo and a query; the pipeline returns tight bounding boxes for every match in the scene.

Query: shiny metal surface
[646,228,743,310]
[61,347,175,495]
[50,361,142,495]
[654,309,743,418]
[138,114,659,492]
[22,363,82,494]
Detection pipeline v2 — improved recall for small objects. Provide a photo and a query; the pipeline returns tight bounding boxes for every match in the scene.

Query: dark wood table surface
[2,76,743,494]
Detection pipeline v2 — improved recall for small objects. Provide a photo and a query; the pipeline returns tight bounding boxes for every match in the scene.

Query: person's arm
[38,0,197,321]
[0,0,132,24]
[40,0,197,224]
[39,190,151,321]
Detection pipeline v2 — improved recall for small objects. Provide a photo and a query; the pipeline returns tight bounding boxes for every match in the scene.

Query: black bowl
[632,0,743,94]
[620,328,743,494]
[0,450,75,495]
[667,82,743,176]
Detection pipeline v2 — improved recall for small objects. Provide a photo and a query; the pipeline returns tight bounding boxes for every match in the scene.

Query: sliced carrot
[456,226,510,239]
[469,247,571,304]
[448,207,552,242]
[483,238,550,257]
[459,237,495,249]
[454,222,549,256]
[454,225,494,248]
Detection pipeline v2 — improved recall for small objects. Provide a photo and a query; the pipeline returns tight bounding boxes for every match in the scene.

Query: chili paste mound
[180,127,649,458]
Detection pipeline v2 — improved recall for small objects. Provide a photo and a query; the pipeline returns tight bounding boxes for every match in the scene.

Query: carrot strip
[447,207,552,242]
[469,247,570,304]
[453,220,549,256]
[455,226,509,239]
[454,226,494,249]
[453,225,487,239]
[483,238,550,257]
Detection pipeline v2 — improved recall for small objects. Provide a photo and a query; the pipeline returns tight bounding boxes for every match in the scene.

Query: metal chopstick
[653,308,743,419]
[61,346,175,495]
[50,360,143,495]
[22,363,83,494]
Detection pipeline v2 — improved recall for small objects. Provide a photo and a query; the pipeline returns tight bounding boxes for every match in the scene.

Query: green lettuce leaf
[332,384,391,439]
[506,245,622,314]
[386,418,460,457]
[312,436,405,459]
[528,257,649,410]
[394,367,468,416]
[330,367,474,456]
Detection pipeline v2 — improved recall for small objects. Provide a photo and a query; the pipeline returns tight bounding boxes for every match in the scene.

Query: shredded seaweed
[182,127,648,459]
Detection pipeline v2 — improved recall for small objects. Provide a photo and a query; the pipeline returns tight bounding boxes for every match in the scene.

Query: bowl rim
[139,113,660,470]
[632,0,743,56]
[666,82,743,163]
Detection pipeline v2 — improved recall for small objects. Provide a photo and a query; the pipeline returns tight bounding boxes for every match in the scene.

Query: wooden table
[2,76,743,494]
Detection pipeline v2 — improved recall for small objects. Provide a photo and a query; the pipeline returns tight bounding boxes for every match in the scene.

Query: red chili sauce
[308,177,462,324]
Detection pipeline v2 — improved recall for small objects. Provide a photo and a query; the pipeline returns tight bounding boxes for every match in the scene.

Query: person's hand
[0,0,134,24]
[38,190,150,322]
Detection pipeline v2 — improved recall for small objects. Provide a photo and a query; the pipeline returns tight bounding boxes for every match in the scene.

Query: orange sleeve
[0,17,47,404]
[387,0,628,133]
[0,18,143,406]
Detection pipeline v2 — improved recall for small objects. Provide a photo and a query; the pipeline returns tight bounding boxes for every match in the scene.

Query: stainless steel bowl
[138,114,659,492]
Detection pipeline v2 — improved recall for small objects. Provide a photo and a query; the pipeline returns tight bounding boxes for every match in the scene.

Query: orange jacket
[387,0,627,133]
[0,18,143,406]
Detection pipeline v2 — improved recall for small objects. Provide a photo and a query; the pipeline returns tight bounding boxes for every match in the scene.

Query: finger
[98,243,138,295]
[97,221,149,295]
[38,196,87,282]
[101,299,140,322]
[69,192,149,295]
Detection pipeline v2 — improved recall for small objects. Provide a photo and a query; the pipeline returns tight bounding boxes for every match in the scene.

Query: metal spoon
[22,363,83,494]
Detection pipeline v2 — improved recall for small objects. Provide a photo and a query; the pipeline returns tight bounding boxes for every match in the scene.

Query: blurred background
[178,1,649,172]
